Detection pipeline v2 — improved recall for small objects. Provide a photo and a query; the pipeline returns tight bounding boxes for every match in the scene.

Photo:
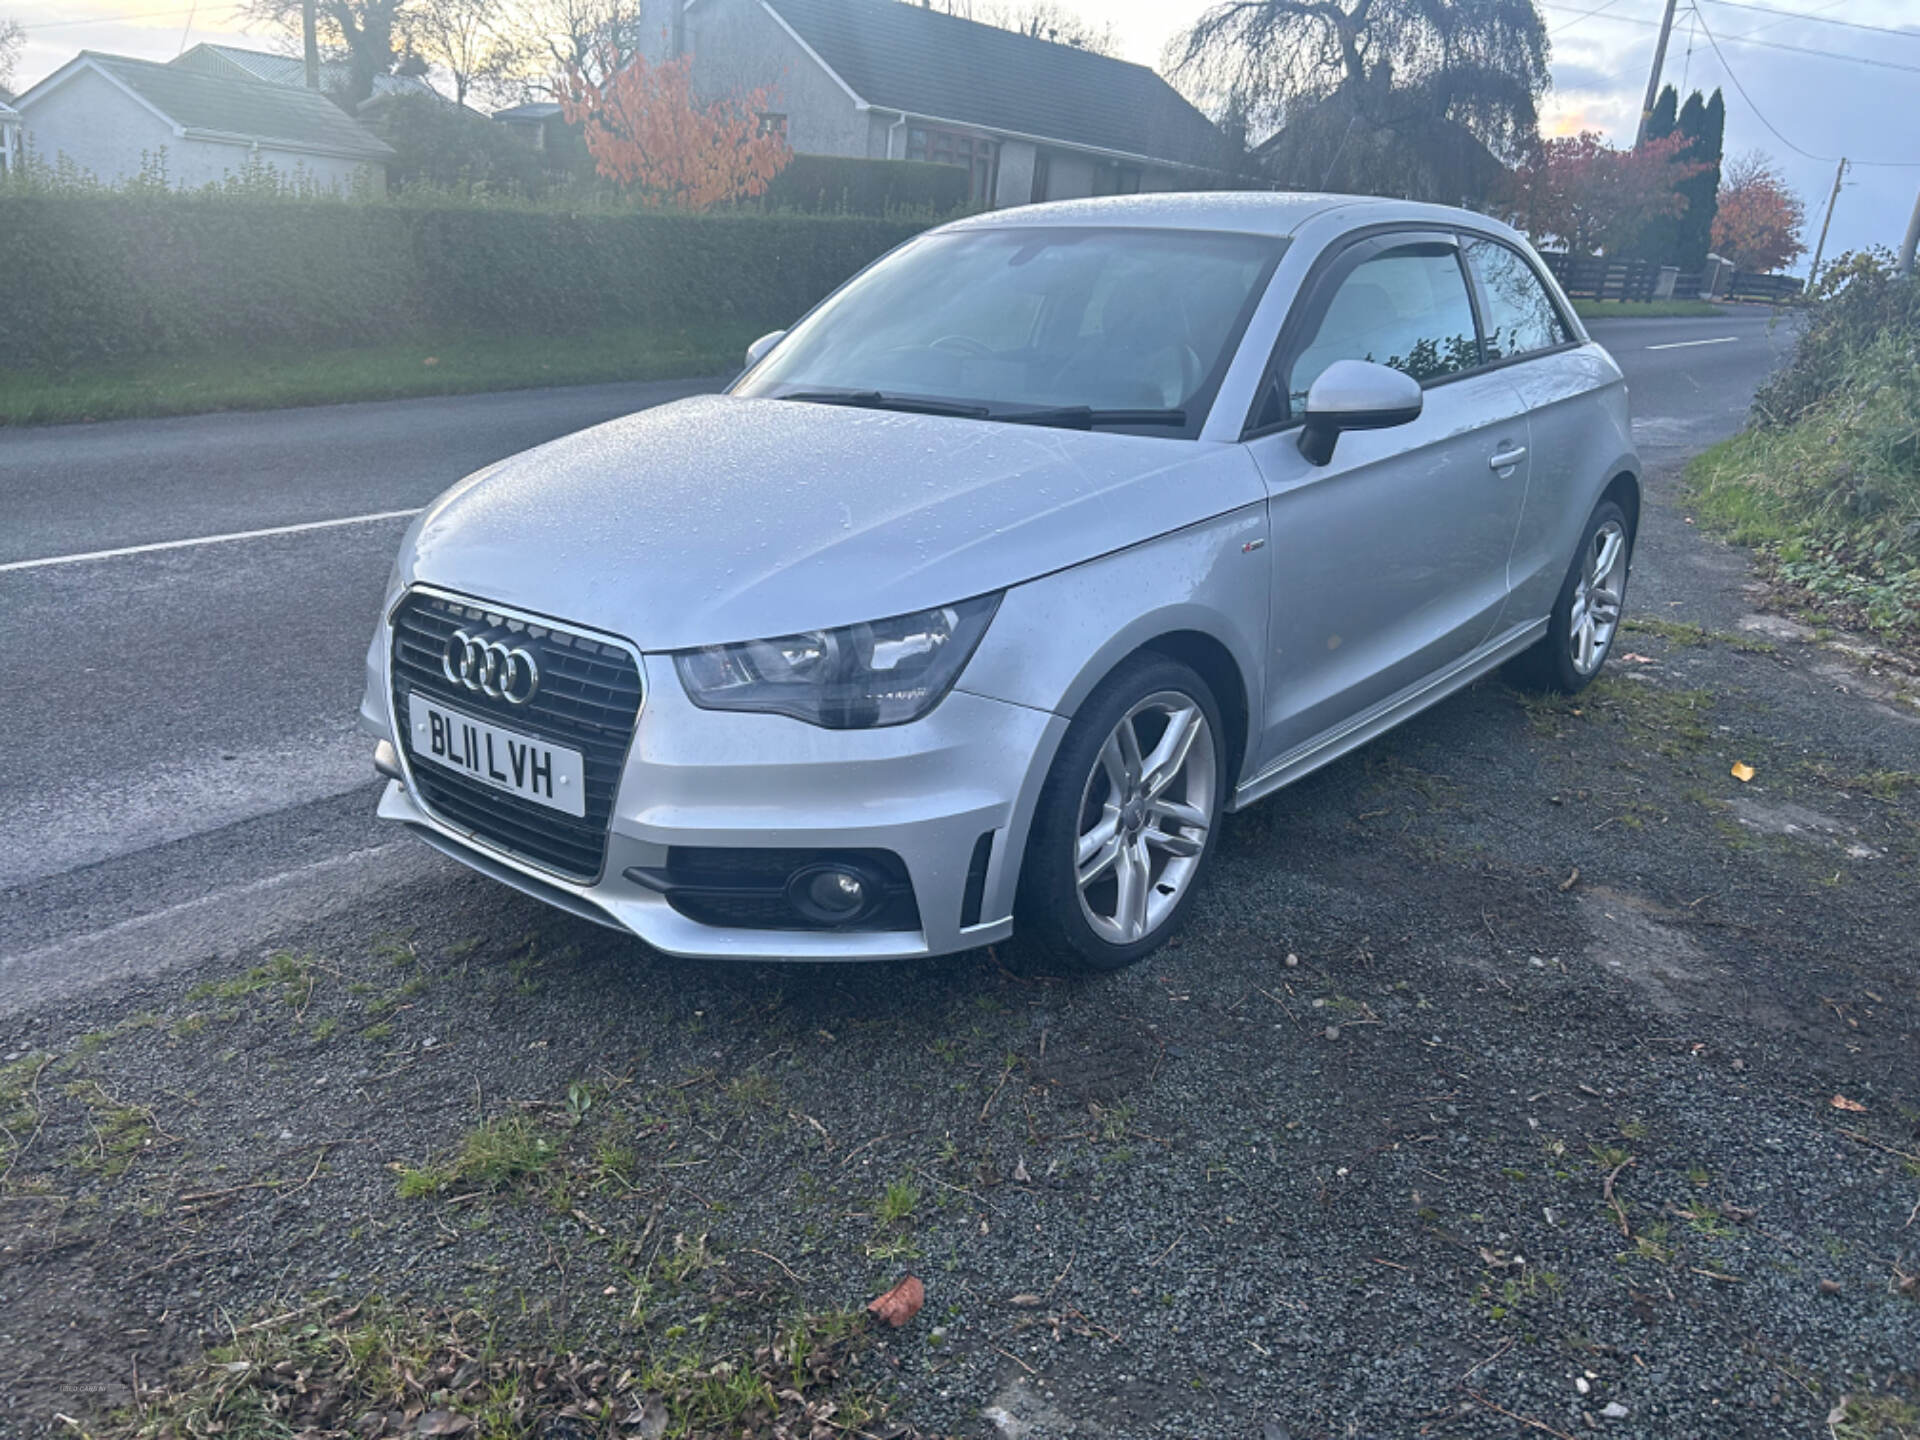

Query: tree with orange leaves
[1711,150,1807,274]
[558,45,790,211]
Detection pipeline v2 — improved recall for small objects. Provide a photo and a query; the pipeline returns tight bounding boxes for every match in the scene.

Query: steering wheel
[930,334,997,360]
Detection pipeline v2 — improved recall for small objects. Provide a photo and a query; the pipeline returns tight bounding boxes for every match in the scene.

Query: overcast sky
[12,0,1918,266]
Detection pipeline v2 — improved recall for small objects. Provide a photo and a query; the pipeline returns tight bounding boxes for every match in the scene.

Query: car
[359,192,1639,972]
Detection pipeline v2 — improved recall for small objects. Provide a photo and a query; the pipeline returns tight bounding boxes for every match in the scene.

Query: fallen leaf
[1008,1292,1043,1307]
[1829,1094,1867,1113]
[1012,1158,1031,1183]
[867,1274,924,1328]
[1559,866,1581,892]
[414,1412,471,1436]
[1730,762,1756,783]
[422,356,440,367]
[1619,652,1656,664]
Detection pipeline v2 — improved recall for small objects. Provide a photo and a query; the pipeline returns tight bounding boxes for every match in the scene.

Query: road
[0,309,1792,1012]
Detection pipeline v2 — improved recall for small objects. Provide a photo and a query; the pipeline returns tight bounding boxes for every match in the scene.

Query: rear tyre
[1507,498,1633,696]
[1015,654,1227,973]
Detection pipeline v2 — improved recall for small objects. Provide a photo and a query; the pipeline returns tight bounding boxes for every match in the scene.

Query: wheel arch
[1600,469,1642,541]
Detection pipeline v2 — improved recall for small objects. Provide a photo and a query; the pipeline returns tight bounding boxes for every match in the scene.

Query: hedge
[762,155,972,217]
[0,194,930,370]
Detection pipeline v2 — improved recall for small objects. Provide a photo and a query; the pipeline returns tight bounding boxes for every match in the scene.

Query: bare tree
[1167,0,1549,202]
[498,0,652,90]
[409,0,506,104]
[0,16,25,95]
[978,2,1117,55]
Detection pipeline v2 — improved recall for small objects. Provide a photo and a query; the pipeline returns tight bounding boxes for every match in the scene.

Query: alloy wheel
[1569,518,1628,676]
[1073,691,1217,945]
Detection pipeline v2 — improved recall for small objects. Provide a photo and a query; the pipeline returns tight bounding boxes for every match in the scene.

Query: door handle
[1488,446,1528,471]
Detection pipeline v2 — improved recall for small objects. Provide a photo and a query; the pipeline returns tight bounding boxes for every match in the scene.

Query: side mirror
[1297,359,1423,465]
[745,329,787,369]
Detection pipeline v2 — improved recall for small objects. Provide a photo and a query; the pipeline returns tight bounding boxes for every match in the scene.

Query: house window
[758,112,787,138]
[907,125,999,206]
[1029,149,1051,204]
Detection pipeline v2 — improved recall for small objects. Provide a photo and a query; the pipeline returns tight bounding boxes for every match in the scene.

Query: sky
[9,0,1918,268]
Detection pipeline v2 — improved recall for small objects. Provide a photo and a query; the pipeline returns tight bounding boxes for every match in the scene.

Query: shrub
[1752,248,1920,427]
[761,154,971,216]
[0,192,927,369]
[360,93,554,196]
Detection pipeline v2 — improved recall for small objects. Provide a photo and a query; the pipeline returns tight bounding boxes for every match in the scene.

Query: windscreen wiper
[779,389,991,419]
[990,406,1188,431]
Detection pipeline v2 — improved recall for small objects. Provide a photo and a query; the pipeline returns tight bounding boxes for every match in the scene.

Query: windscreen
[734,227,1286,436]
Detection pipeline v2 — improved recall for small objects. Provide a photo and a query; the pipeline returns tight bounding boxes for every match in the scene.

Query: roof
[492,102,564,121]
[939,191,1529,243]
[750,0,1226,170]
[172,43,435,101]
[20,52,394,158]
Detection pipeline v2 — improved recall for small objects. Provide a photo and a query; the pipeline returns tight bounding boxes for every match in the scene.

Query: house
[0,95,21,176]
[662,0,1228,208]
[492,100,567,152]
[11,51,394,193]
[171,43,438,105]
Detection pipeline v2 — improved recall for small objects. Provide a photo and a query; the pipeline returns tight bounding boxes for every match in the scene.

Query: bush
[761,154,971,216]
[360,94,554,196]
[1752,248,1920,427]
[0,192,928,369]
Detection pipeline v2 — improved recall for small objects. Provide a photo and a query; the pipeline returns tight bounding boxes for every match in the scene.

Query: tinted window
[737,228,1284,434]
[1466,239,1570,359]
[1287,246,1481,412]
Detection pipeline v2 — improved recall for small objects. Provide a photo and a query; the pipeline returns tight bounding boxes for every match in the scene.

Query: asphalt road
[0,309,1793,1012]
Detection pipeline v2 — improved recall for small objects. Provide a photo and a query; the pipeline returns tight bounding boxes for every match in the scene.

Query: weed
[398,1115,557,1199]
[187,951,313,1007]
[877,1177,919,1226]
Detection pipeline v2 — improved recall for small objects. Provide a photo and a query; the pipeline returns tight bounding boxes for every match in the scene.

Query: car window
[1466,239,1570,359]
[1286,246,1481,413]
[735,227,1285,434]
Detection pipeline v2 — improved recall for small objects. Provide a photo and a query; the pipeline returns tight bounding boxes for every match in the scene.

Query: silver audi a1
[361,192,1639,971]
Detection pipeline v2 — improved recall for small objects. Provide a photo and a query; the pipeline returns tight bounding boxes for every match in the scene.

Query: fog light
[788,864,874,924]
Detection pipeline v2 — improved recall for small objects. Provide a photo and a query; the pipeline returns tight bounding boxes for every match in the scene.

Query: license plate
[406,695,586,818]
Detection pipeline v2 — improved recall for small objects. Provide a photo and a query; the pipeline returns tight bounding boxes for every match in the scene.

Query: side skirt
[1230,617,1550,813]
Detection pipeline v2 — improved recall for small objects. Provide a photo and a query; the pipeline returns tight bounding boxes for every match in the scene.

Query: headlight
[674,594,1001,729]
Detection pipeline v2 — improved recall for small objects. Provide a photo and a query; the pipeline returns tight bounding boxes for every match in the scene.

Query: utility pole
[301,0,320,90]
[1806,157,1846,291]
[671,0,686,59]
[1634,0,1681,146]
[1899,188,1920,277]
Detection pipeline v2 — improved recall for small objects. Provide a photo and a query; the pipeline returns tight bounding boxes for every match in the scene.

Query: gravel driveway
[3,412,1917,1439]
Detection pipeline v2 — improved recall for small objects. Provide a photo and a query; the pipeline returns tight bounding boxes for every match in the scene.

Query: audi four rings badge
[442,630,540,704]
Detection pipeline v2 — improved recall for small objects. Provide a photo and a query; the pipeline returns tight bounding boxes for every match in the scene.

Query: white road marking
[0,507,423,575]
[1645,336,1740,351]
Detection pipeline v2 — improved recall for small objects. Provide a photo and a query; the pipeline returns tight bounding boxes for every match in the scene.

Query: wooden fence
[1539,254,1661,303]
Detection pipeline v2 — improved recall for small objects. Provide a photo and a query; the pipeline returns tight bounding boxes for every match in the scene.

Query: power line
[1550,0,1636,36]
[1537,0,1920,73]
[22,6,214,30]
[1697,0,1920,44]
[1691,6,1920,166]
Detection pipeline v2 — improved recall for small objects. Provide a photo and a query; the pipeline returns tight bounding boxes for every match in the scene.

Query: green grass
[1687,361,1920,645]
[0,321,761,427]
[1572,298,1727,320]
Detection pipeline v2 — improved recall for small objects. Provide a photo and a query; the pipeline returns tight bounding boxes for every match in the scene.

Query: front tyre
[1509,498,1633,695]
[1016,655,1227,973]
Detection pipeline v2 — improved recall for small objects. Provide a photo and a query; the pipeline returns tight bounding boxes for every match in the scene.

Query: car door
[1459,234,1610,624]
[1243,231,1533,771]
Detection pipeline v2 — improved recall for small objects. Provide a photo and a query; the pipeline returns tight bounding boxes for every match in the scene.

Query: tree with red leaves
[558,46,790,211]
[1509,131,1707,256]
[1711,150,1808,274]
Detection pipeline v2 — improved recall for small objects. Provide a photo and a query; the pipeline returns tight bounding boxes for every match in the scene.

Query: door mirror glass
[745,330,787,368]
[1297,359,1423,465]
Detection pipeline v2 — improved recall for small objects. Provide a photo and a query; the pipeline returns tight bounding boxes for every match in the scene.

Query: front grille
[390,590,643,881]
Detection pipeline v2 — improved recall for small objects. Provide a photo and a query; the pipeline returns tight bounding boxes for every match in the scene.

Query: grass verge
[1570,299,1728,320]
[0,322,760,426]
[1686,367,1920,647]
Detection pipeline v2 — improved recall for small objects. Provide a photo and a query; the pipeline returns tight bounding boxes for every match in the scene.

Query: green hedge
[761,155,971,216]
[0,194,929,370]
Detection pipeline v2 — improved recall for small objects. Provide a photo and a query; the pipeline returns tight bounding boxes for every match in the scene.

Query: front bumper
[364,621,1064,960]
